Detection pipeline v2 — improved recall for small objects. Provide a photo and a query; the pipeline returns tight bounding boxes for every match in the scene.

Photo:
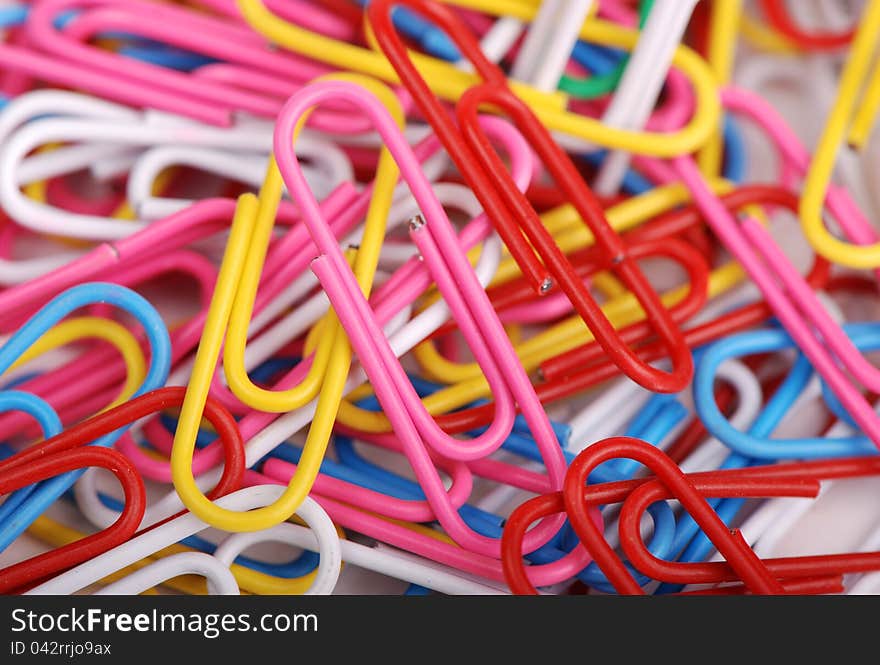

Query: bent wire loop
[295,79,572,560]
[799,0,880,269]
[21,0,332,125]
[50,0,395,135]
[538,184,828,381]
[419,185,828,436]
[504,448,880,594]
[694,323,880,460]
[616,456,880,589]
[238,0,721,154]
[501,436,803,595]
[503,446,880,594]
[333,129,705,438]
[0,444,145,593]
[666,87,880,448]
[758,0,855,50]
[0,282,170,553]
[3,385,246,593]
[167,72,513,533]
[367,0,693,394]
[27,487,341,595]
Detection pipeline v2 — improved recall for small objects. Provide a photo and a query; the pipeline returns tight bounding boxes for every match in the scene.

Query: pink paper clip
[650,83,880,448]
[271,77,571,561]
[15,0,334,125]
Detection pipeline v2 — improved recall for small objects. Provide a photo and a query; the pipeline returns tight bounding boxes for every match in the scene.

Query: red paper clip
[617,457,880,588]
[0,386,245,593]
[0,446,144,594]
[368,0,692,394]
[538,184,831,381]
[501,438,824,595]
[414,187,830,436]
[758,0,855,50]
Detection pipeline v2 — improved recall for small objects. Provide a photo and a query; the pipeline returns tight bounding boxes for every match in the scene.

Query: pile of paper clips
[0,0,879,596]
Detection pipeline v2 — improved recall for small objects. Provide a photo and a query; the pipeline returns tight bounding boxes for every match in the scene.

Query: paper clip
[0,384,248,592]
[471,223,709,333]
[0,310,147,448]
[0,235,219,434]
[237,0,565,114]
[502,348,798,590]
[297,79,564,509]
[590,0,698,195]
[558,0,648,99]
[539,183,829,380]
[25,506,320,595]
[0,172,357,340]
[213,521,495,595]
[556,392,688,593]
[799,0,880,269]
[72,386,246,532]
[345,180,709,435]
[0,89,343,239]
[63,457,509,594]
[694,323,880,460]
[241,0,721,153]
[729,407,880,575]
[417,185,825,436]
[52,0,406,135]
[758,0,855,50]
[68,480,327,596]
[27,486,341,595]
[0,283,169,553]
[674,357,766,475]
[252,450,551,591]
[501,437,804,594]
[94,552,240,596]
[169,73,435,533]
[650,336,846,594]
[125,137,351,220]
[618,457,880,590]
[507,0,593,94]
[24,0,330,124]
[277,77,571,561]
[661,85,880,447]
[272,384,568,535]
[0,6,234,124]
[368,0,694,394]
[219,105,531,442]
[70,142,410,531]
[0,443,145,593]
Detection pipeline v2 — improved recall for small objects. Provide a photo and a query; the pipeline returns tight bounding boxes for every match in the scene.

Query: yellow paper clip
[800,0,880,269]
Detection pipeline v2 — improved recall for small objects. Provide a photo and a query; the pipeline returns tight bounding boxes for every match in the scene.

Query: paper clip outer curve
[0,445,145,594]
